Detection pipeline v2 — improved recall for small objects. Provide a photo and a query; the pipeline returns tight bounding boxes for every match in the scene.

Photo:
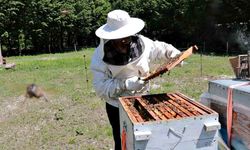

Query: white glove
[125,76,145,91]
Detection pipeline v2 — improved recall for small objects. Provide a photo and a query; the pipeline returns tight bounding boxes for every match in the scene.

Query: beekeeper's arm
[141,35,181,62]
[90,52,144,100]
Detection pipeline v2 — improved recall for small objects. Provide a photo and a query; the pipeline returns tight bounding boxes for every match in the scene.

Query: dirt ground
[0,94,113,149]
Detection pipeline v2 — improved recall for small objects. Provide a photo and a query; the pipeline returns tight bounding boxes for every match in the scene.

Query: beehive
[200,79,250,149]
[119,92,220,150]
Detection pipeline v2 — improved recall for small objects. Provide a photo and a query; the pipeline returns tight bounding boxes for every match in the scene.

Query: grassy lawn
[0,48,234,149]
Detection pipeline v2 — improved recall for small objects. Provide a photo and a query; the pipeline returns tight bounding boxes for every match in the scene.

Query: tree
[0,0,24,55]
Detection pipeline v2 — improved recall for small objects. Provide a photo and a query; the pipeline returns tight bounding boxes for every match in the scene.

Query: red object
[227,82,250,147]
[121,127,126,150]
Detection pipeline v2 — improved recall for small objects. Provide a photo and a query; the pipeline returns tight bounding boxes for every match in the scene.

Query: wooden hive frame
[119,92,216,123]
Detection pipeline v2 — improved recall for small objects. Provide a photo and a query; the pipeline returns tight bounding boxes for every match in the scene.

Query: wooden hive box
[119,92,220,150]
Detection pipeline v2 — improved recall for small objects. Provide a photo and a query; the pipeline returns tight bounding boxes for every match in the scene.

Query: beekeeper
[90,9,181,150]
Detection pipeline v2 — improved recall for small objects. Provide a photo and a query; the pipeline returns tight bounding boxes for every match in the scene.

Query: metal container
[200,79,250,149]
[119,92,220,150]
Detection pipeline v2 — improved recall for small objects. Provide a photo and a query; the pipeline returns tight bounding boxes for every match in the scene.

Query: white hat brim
[95,18,145,39]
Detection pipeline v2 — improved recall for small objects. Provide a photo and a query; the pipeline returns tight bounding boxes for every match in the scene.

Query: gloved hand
[125,76,145,91]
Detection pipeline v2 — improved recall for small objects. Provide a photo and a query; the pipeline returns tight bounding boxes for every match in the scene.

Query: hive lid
[209,79,250,93]
[208,79,250,107]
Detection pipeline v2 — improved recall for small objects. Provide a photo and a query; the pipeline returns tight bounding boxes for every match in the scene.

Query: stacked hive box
[200,79,250,149]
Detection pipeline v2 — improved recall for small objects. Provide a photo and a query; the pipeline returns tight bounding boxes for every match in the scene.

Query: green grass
[0,49,234,149]
[150,54,234,99]
[0,49,112,150]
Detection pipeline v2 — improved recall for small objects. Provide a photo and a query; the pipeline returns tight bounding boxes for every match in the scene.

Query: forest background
[0,0,250,56]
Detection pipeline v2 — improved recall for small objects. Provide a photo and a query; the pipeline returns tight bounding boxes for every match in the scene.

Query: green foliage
[112,0,207,44]
[0,0,111,54]
[1,0,250,55]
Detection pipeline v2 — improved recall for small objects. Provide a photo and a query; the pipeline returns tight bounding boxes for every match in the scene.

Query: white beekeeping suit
[91,34,180,107]
[90,9,182,150]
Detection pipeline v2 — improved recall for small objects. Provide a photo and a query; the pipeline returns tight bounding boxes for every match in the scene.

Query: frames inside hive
[120,92,215,123]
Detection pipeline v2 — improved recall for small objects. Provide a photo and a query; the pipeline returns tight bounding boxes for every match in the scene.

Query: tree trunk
[8,36,12,55]
[18,38,21,56]
[59,27,63,51]
[48,32,51,53]
[0,38,3,65]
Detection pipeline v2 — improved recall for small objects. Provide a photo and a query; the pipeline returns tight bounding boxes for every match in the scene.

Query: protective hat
[95,10,145,40]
